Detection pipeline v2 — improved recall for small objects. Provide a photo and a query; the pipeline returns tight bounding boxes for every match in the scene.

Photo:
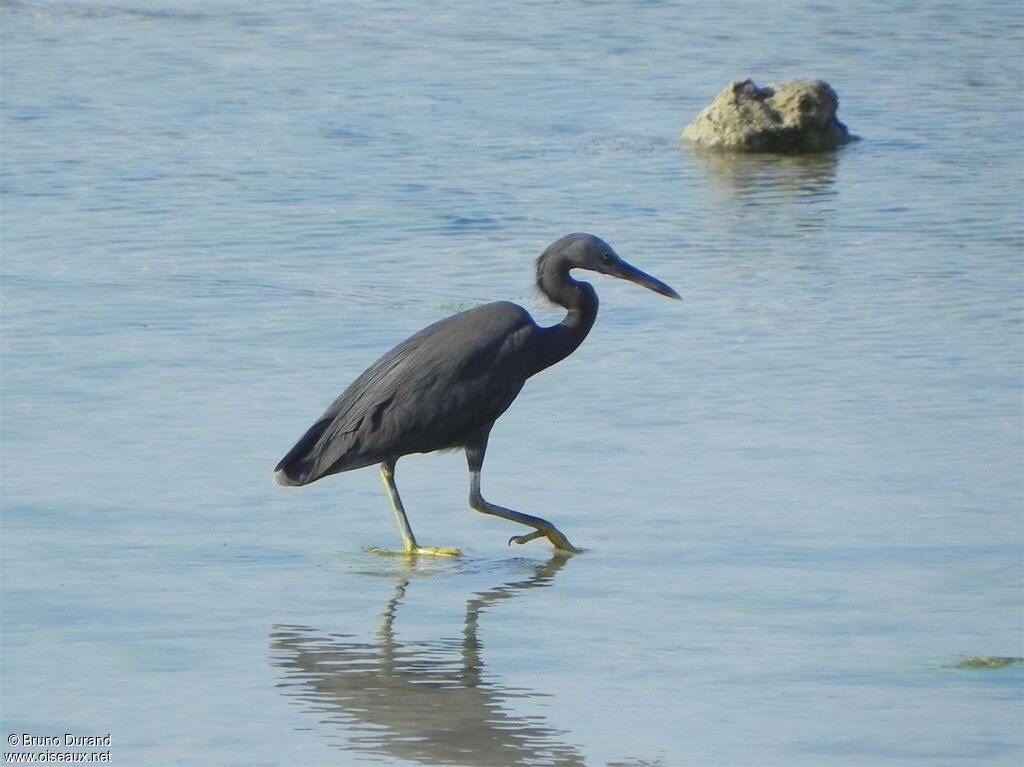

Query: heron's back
[275,301,540,486]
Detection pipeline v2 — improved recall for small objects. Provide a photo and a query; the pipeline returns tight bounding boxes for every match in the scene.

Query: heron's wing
[277,302,539,483]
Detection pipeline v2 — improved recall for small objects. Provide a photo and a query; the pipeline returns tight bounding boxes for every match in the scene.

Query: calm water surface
[2,1,1022,765]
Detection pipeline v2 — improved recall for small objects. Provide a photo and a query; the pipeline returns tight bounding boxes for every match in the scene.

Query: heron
[274,233,679,555]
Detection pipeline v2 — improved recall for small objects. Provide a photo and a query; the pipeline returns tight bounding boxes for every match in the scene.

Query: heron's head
[539,233,680,300]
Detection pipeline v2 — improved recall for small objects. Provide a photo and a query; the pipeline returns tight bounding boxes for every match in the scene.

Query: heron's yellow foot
[508,529,582,554]
[509,531,545,546]
[366,545,462,557]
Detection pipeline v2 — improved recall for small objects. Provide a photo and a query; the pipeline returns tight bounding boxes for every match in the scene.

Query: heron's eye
[600,252,614,265]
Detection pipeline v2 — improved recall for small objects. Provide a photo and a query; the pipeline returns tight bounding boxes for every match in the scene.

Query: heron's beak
[612,260,681,300]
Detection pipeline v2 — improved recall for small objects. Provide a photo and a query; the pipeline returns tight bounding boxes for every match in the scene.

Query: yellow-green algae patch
[954,656,1024,669]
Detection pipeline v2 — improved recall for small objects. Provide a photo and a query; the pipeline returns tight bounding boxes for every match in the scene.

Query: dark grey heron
[274,233,679,555]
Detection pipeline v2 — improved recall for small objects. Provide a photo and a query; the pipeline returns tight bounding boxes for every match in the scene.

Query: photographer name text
[9,736,109,750]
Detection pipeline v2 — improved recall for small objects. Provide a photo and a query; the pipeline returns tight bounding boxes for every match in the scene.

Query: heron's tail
[273,468,299,487]
[273,417,332,487]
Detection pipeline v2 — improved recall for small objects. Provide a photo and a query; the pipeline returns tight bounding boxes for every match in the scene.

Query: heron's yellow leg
[467,468,582,554]
[374,462,461,557]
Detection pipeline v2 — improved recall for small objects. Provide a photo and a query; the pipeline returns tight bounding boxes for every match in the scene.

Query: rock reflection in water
[689,146,840,200]
[271,557,584,766]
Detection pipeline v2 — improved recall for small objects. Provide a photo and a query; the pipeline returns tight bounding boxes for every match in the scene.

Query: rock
[682,79,854,153]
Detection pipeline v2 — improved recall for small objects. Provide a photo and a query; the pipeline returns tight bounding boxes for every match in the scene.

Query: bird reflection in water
[271,556,585,766]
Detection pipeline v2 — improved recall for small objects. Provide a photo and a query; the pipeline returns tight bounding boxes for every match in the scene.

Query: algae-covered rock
[682,79,854,153]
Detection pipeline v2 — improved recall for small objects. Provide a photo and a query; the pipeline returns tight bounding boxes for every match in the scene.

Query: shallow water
[2,1,1022,765]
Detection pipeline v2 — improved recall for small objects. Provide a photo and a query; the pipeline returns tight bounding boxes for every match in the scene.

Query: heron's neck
[531,255,599,375]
